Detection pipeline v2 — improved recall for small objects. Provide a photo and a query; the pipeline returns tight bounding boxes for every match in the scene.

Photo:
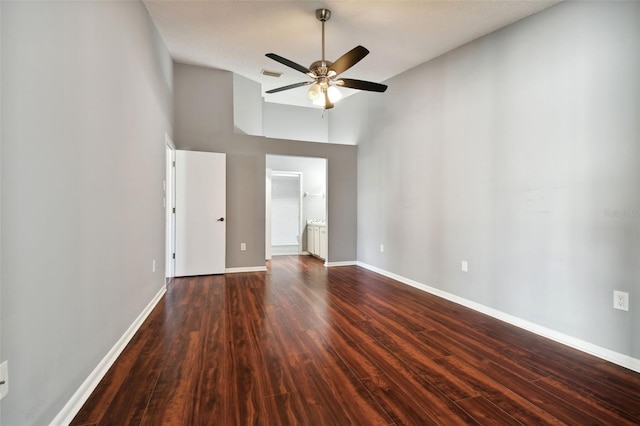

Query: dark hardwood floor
[72,255,640,425]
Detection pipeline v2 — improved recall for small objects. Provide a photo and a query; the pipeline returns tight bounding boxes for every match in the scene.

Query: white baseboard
[325,261,358,267]
[50,285,167,426]
[225,266,268,273]
[357,261,640,374]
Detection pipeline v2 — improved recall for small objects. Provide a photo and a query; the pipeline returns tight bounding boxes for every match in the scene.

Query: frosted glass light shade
[312,96,325,107]
[327,86,342,103]
[307,83,321,100]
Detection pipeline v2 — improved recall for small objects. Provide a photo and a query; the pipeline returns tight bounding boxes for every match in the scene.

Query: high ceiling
[144,0,560,108]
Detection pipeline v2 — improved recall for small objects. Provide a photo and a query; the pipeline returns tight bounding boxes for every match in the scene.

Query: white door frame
[165,134,176,284]
[265,168,272,260]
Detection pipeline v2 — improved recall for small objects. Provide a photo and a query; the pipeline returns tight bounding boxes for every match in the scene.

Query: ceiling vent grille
[261,69,282,78]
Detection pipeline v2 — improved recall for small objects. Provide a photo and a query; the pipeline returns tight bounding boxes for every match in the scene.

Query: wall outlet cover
[613,290,629,311]
[461,261,468,272]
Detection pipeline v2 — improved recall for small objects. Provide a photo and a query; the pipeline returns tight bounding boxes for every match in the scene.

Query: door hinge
[172,253,175,259]
[172,207,176,214]
[172,161,176,167]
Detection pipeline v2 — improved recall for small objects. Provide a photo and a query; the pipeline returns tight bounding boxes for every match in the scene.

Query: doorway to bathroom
[265,154,327,261]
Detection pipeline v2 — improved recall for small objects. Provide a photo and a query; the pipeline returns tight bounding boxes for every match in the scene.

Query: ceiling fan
[265,8,387,110]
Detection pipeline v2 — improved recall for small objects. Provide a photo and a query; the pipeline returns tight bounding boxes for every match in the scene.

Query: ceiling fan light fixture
[307,83,322,101]
[264,8,387,109]
[327,85,342,103]
[312,96,326,107]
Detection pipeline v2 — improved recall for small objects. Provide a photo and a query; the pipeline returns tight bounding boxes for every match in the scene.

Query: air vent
[261,69,282,78]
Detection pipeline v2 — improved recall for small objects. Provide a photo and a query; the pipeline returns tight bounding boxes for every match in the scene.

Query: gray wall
[233,73,263,136]
[328,91,371,145]
[354,1,640,358]
[263,102,329,143]
[174,63,357,267]
[1,2,172,424]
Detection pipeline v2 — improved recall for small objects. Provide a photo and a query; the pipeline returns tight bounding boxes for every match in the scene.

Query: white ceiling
[144,0,560,108]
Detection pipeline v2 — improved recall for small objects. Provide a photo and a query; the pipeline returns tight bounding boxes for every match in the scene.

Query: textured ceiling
[144,0,561,108]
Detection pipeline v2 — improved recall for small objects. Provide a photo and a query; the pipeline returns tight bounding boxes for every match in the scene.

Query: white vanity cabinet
[319,226,327,260]
[306,222,327,260]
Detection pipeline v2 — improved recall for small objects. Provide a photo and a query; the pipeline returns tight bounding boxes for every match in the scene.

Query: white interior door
[175,150,226,276]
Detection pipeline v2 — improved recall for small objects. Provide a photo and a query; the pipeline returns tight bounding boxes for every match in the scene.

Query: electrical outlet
[240,243,246,251]
[613,290,629,311]
[152,259,156,272]
[461,261,468,272]
[380,244,384,253]
[0,360,8,400]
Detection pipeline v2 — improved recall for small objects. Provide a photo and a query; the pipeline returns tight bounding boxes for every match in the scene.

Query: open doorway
[266,154,328,261]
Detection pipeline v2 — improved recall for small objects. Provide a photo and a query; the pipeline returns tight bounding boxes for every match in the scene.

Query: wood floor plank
[587,361,640,398]
[455,396,522,425]
[354,335,481,424]
[284,351,361,425]
[262,391,313,425]
[360,374,443,425]
[333,288,451,361]
[243,290,296,397]
[193,277,228,424]
[424,329,549,383]
[420,330,611,424]
[72,255,640,425]
[434,356,564,424]
[500,345,640,419]
[140,331,202,425]
[532,375,640,425]
[301,329,393,425]
[226,338,266,426]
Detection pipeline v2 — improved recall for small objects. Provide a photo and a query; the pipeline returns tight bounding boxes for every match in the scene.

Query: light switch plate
[461,261,468,272]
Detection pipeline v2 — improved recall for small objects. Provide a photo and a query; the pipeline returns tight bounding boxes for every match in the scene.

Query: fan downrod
[315,9,331,22]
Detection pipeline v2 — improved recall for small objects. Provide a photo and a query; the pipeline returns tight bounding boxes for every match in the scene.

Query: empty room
[1,0,639,424]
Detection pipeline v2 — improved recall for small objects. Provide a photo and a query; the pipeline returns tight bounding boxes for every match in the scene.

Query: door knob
[217,217,225,222]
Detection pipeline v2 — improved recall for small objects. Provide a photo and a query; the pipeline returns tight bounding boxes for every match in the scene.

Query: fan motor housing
[309,60,333,77]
